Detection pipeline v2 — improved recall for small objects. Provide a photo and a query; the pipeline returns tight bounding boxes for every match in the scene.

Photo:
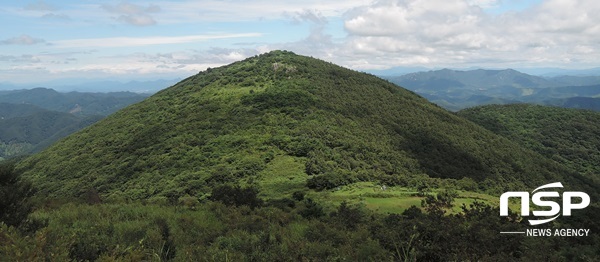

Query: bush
[299,198,324,219]
[306,170,355,190]
[209,185,263,209]
[0,161,35,227]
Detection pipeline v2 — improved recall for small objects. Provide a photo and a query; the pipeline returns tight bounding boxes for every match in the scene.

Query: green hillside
[458,104,600,182]
[18,51,594,200]
[6,51,600,261]
[0,103,102,159]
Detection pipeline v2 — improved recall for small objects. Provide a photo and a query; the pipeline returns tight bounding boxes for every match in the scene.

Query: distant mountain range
[384,69,600,111]
[0,88,149,159]
[0,88,149,116]
[368,66,600,77]
[0,79,179,93]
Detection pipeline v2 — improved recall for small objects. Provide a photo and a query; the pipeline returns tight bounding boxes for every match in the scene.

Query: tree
[0,161,35,227]
[421,189,457,217]
[209,185,263,209]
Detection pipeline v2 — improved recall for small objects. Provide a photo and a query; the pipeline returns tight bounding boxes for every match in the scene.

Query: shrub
[0,162,35,227]
[209,185,263,209]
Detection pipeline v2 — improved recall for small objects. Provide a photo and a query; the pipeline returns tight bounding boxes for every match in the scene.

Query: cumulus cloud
[338,0,600,69]
[102,2,162,26]
[1,35,46,45]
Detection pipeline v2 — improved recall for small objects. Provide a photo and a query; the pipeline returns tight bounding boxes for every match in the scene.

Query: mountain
[0,103,49,119]
[385,69,553,110]
[558,97,600,111]
[364,66,432,76]
[0,79,179,93]
[0,88,149,116]
[0,103,102,159]
[390,68,556,91]
[528,84,600,100]
[385,69,600,111]
[458,104,600,183]
[0,87,148,159]
[518,67,600,77]
[17,51,595,200]
[7,51,600,261]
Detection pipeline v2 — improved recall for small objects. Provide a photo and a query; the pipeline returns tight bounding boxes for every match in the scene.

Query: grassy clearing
[314,182,501,214]
[257,155,307,199]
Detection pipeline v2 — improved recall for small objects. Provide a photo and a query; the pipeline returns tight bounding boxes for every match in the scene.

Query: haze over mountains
[384,68,600,111]
[0,79,179,93]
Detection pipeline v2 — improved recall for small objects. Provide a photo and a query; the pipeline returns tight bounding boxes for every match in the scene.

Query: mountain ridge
[0,103,103,159]
[385,68,600,111]
[0,88,148,116]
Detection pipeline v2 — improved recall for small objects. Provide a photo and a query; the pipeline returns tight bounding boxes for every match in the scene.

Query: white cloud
[102,2,162,26]
[339,0,600,69]
[1,35,46,45]
[154,0,373,23]
[3,0,600,84]
[52,33,263,48]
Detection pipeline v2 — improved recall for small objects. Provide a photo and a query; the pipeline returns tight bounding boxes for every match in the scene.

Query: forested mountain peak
[17,51,596,200]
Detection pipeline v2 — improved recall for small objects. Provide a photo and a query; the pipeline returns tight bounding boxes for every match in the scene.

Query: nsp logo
[500,182,590,225]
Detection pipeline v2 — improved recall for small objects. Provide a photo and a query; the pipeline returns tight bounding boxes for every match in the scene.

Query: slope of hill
[17,51,596,200]
[0,103,103,159]
[0,103,49,119]
[458,104,600,182]
[0,88,148,116]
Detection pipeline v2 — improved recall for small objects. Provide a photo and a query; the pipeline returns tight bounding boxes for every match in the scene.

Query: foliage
[0,161,35,227]
[2,195,598,261]
[209,184,263,209]
[459,104,600,186]
[0,103,104,158]
[16,50,594,202]
[420,189,458,217]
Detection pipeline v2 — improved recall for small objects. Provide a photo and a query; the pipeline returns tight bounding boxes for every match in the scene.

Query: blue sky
[1,0,598,85]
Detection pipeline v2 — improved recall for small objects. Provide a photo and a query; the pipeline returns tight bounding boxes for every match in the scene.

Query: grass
[257,155,307,199]
[312,182,503,214]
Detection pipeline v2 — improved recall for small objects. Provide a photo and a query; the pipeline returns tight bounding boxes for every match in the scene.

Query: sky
[1,0,599,85]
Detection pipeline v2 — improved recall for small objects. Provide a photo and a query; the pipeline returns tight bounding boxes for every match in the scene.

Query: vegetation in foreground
[2,162,599,261]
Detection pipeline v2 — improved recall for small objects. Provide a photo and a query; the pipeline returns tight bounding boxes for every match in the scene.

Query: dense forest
[1,51,598,260]
[459,104,600,184]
